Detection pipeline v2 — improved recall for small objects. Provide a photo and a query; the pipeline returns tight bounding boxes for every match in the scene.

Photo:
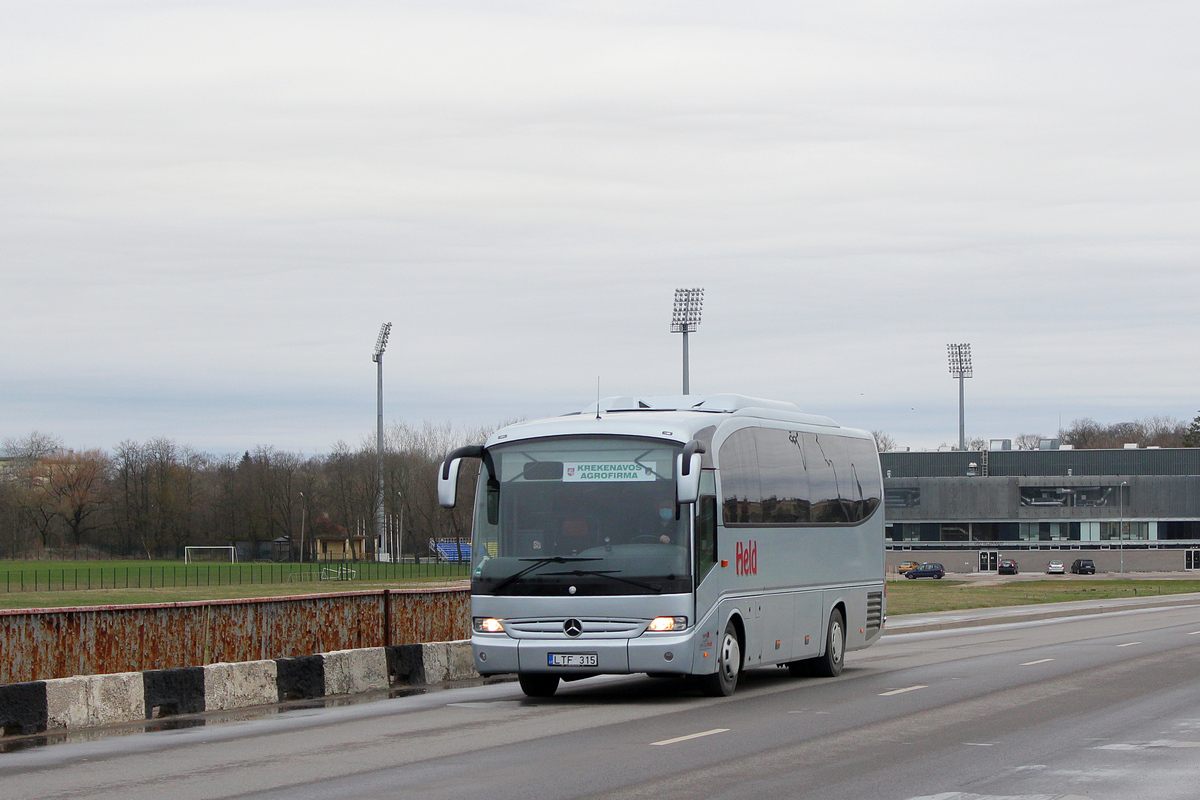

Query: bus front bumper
[473,631,696,676]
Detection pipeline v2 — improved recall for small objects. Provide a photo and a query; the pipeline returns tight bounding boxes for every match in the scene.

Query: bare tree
[1014,433,1043,450]
[2,431,63,461]
[41,450,111,546]
[870,431,897,453]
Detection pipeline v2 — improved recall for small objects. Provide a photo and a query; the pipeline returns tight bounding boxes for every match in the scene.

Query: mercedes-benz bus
[437,394,885,697]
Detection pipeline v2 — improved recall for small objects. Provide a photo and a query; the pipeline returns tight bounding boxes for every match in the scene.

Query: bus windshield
[471,436,690,595]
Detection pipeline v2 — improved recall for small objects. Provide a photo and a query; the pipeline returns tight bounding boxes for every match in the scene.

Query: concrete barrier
[322,648,388,696]
[0,681,47,736]
[143,667,205,718]
[204,661,277,712]
[45,672,143,729]
[0,639,480,738]
[275,655,324,701]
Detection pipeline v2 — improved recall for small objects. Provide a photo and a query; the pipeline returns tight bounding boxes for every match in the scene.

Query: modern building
[881,445,1200,574]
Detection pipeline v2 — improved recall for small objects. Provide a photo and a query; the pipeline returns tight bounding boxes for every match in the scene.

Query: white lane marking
[651,728,729,746]
[963,742,997,746]
[1098,740,1200,750]
[903,793,1091,799]
[879,685,927,696]
[1189,631,1200,635]
[1117,641,1142,647]
[1021,658,1055,666]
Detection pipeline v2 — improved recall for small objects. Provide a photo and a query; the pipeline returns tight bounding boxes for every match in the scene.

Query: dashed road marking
[1117,641,1142,647]
[1098,740,1200,750]
[1021,658,1055,666]
[879,685,927,696]
[651,728,729,746]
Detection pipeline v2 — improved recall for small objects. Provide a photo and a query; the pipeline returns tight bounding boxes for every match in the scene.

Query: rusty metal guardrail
[0,587,470,685]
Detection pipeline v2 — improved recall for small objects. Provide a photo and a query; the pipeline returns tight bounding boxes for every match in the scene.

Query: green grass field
[2,559,1199,612]
[885,578,1200,615]
[0,559,469,609]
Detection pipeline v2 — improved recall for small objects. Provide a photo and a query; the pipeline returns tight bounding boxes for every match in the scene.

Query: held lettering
[735,540,758,576]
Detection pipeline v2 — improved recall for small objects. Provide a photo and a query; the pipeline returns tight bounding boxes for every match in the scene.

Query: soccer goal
[184,546,238,564]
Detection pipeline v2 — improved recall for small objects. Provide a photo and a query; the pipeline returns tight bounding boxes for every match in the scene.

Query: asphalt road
[4,598,1199,800]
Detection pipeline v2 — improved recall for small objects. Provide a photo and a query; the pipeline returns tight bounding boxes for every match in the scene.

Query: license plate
[548,653,598,667]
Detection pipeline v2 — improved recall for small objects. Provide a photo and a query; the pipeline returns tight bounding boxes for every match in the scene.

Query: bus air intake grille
[865,592,883,635]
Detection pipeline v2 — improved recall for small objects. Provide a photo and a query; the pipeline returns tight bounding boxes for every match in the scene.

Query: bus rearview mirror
[677,452,703,504]
[438,458,461,508]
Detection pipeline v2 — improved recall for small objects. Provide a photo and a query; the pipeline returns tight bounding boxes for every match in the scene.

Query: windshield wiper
[488,556,601,594]
[541,569,663,594]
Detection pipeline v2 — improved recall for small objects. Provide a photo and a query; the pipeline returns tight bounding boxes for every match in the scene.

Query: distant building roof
[881,448,1200,478]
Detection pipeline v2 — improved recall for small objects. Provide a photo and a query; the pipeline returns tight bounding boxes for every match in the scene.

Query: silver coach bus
[437,394,885,697]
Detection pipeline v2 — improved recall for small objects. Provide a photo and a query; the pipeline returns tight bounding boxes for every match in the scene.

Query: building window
[885,488,920,508]
[1100,521,1148,540]
[1019,486,1122,508]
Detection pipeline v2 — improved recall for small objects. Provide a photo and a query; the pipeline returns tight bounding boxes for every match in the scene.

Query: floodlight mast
[373,323,392,559]
[947,343,973,451]
[671,288,704,394]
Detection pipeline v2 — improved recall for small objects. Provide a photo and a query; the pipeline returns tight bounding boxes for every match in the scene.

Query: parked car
[897,561,920,574]
[1071,558,1096,575]
[1046,560,1066,574]
[998,558,1019,575]
[905,562,946,579]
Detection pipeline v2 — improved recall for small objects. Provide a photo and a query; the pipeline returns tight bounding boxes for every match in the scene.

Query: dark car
[905,562,946,579]
[998,558,1018,575]
[1071,558,1096,575]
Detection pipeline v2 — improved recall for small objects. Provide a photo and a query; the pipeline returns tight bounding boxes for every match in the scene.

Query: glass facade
[1099,521,1149,541]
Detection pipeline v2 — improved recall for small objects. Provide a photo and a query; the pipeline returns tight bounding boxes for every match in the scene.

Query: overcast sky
[3,1,1198,456]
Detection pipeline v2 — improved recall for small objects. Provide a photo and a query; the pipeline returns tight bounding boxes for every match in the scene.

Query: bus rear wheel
[811,609,845,678]
[699,621,741,697]
[518,673,560,697]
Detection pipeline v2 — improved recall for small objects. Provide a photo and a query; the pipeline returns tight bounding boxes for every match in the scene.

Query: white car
[1046,560,1066,574]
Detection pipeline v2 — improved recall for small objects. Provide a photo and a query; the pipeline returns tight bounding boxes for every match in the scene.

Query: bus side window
[696,495,717,582]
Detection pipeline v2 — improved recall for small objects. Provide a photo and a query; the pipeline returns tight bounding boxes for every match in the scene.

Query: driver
[654,502,678,544]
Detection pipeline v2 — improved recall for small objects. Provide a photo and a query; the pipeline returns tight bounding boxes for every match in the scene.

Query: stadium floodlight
[373,323,392,559]
[671,288,704,394]
[947,343,973,451]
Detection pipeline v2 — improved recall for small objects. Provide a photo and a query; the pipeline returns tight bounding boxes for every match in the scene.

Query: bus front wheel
[699,621,741,697]
[518,673,560,697]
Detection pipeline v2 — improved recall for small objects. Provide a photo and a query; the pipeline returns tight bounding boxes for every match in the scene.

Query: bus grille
[503,618,645,638]
[865,592,883,636]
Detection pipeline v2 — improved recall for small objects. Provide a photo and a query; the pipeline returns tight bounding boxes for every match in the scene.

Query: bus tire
[811,609,845,678]
[518,673,560,697]
[699,621,741,697]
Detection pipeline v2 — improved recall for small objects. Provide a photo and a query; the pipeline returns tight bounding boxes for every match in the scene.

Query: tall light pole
[373,322,392,562]
[671,288,704,395]
[947,343,973,451]
[1119,479,1128,577]
[298,491,306,564]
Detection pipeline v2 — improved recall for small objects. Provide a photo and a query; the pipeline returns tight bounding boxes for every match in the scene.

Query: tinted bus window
[719,428,761,524]
[805,433,848,523]
[720,428,880,526]
[755,428,810,523]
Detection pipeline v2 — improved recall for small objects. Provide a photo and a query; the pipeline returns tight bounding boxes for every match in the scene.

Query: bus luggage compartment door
[517,640,630,673]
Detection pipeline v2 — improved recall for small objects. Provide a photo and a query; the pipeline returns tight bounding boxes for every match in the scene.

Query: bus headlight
[648,616,688,632]
[473,617,505,633]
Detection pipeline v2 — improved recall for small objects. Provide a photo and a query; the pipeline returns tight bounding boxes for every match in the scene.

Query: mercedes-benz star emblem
[563,618,583,637]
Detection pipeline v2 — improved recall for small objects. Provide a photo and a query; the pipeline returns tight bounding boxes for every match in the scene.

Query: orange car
[897,561,920,574]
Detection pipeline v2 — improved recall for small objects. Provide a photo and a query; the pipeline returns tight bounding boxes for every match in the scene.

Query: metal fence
[0,561,470,593]
[0,587,470,684]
